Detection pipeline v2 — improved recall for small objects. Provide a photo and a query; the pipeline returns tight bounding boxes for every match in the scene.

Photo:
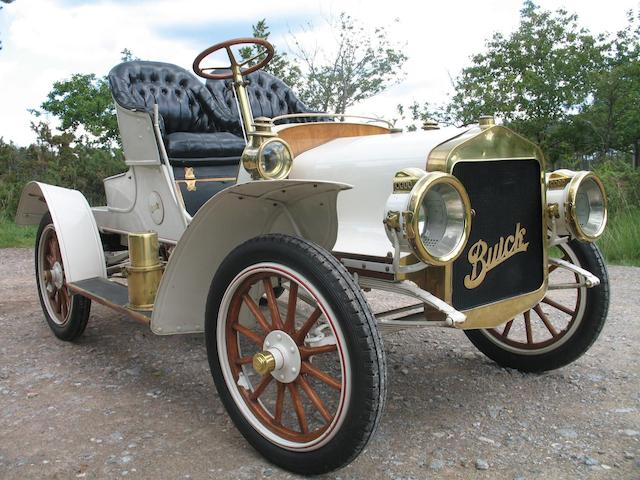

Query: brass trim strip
[176,177,237,184]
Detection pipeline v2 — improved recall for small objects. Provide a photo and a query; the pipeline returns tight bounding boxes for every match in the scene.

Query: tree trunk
[634,140,640,169]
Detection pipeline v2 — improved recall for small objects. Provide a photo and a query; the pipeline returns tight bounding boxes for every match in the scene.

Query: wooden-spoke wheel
[206,235,385,474]
[485,243,584,353]
[221,266,348,449]
[35,214,91,341]
[38,224,72,325]
[465,239,609,372]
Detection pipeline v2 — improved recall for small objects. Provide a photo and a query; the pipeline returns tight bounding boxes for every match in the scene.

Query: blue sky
[0,0,636,145]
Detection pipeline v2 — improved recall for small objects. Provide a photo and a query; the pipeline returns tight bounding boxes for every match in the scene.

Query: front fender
[151,179,351,335]
[15,182,106,282]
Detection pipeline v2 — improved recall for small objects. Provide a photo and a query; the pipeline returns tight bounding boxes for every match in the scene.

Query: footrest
[68,277,151,325]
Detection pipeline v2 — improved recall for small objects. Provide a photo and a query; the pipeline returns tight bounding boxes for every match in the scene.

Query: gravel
[1,247,639,479]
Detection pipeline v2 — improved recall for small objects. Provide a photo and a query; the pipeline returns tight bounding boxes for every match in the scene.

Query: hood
[289,127,469,257]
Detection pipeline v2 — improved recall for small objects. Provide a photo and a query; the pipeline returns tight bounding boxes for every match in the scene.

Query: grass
[0,216,37,248]
[599,208,640,267]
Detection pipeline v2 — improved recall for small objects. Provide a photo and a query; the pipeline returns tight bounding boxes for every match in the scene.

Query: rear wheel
[465,239,609,372]
[35,213,91,341]
[205,234,386,474]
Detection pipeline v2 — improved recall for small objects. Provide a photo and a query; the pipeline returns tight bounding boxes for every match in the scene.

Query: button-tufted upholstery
[108,61,245,164]
[206,70,318,136]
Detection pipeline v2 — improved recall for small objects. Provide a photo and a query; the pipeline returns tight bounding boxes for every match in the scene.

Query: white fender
[15,182,107,281]
[151,179,351,335]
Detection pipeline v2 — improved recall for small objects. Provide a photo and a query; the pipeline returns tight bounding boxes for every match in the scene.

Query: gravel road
[1,247,638,479]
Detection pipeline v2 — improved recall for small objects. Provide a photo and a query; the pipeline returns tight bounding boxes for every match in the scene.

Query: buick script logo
[464,223,529,289]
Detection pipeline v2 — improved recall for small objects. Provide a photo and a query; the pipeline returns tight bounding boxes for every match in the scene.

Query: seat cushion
[165,131,246,166]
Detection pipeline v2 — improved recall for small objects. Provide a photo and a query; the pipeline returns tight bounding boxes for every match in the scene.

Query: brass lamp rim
[566,171,608,242]
[405,172,472,266]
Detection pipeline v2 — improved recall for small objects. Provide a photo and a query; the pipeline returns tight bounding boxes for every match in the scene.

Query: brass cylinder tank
[127,232,163,311]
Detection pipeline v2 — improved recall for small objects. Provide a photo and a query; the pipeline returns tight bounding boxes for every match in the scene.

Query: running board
[67,277,151,325]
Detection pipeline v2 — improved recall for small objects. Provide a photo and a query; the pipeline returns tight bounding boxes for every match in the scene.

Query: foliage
[238,19,302,87]
[31,49,136,149]
[598,208,640,266]
[290,13,407,114]
[0,125,125,221]
[0,216,36,248]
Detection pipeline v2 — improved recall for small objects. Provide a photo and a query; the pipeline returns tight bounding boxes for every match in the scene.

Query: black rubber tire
[35,213,91,341]
[205,234,386,475]
[464,239,609,372]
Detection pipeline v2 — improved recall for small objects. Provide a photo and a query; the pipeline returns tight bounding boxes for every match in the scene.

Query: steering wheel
[193,37,275,80]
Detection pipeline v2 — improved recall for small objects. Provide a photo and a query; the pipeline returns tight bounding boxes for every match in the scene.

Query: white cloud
[0,0,636,144]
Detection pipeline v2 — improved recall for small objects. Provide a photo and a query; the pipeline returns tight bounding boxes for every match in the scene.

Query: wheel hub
[46,262,64,290]
[252,330,301,383]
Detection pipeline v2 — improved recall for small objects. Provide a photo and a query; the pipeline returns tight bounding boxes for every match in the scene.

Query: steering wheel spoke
[193,37,275,80]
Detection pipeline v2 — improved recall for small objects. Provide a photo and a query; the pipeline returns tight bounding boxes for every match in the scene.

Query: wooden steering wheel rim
[193,37,275,80]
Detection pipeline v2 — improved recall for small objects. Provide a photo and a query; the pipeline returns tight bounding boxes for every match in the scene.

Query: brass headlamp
[241,118,293,180]
[546,169,608,242]
[384,168,472,266]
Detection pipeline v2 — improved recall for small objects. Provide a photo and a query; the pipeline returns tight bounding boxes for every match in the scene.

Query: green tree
[291,13,407,114]
[238,19,302,87]
[445,1,604,165]
[32,49,136,148]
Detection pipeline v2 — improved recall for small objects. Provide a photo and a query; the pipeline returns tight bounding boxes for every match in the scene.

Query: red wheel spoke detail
[541,297,575,316]
[301,362,341,390]
[274,382,285,425]
[249,374,273,401]
[533,304,558,337]
[233,324,264,346]
[294,307,322,344]
[502,320,513,337]
[60,288,69,318]
[236,355,254,365]
[287,382,309,434]
[46,254,56,268]
[299,344,337,360]
[524,311,533,344]
[549,264,559,273]
[242,294,271,333]
[284,282,298,334]
[53,290,62,314]
[262,279,283,330]
[52,237,62,262]
[297,376,332,423]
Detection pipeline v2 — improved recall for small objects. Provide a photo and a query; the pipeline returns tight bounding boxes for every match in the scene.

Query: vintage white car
[16,38,609,474]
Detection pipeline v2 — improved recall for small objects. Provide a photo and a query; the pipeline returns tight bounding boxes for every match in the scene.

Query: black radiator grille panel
[452,159,544,311]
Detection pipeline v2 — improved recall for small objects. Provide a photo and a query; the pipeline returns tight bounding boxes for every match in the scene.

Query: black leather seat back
[108,61,222,135]
[206,70,315,135]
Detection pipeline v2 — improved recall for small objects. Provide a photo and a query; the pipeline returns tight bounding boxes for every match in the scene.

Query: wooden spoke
[294,307,322,344]
[46,254,56,268]
[235,355,254,365]
[242,294,271,333]
[502,320,513,337]
[262,279,283,330]
[299,344,337,360]
[53,290,62,314]
[232,324,264,346]
[284,282,298,334]
[52,237,62,262]
[60,288,69,318]
[287,383,309,434]
[301,362,341,390]
[549,263,560,273]
[274,382,285,425]
[541,297,576,316]
[524,310,533,344]
[249,374,273,401]
[533,304,558,337]
[297,376,332,423]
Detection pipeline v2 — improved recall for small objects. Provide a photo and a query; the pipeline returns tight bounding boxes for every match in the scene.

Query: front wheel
[205,234,386,475]
[465,239,609,372]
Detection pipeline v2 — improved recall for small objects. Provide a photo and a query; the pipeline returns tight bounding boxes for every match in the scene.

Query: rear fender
[15,182,107,281]
[151,179,351,335]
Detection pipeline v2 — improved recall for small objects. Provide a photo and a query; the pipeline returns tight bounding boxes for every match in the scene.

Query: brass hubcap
[253,351,276,375]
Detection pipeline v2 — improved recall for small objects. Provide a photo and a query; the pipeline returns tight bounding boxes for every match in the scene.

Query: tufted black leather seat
[206,70,318,136]
[108,61,246,165]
